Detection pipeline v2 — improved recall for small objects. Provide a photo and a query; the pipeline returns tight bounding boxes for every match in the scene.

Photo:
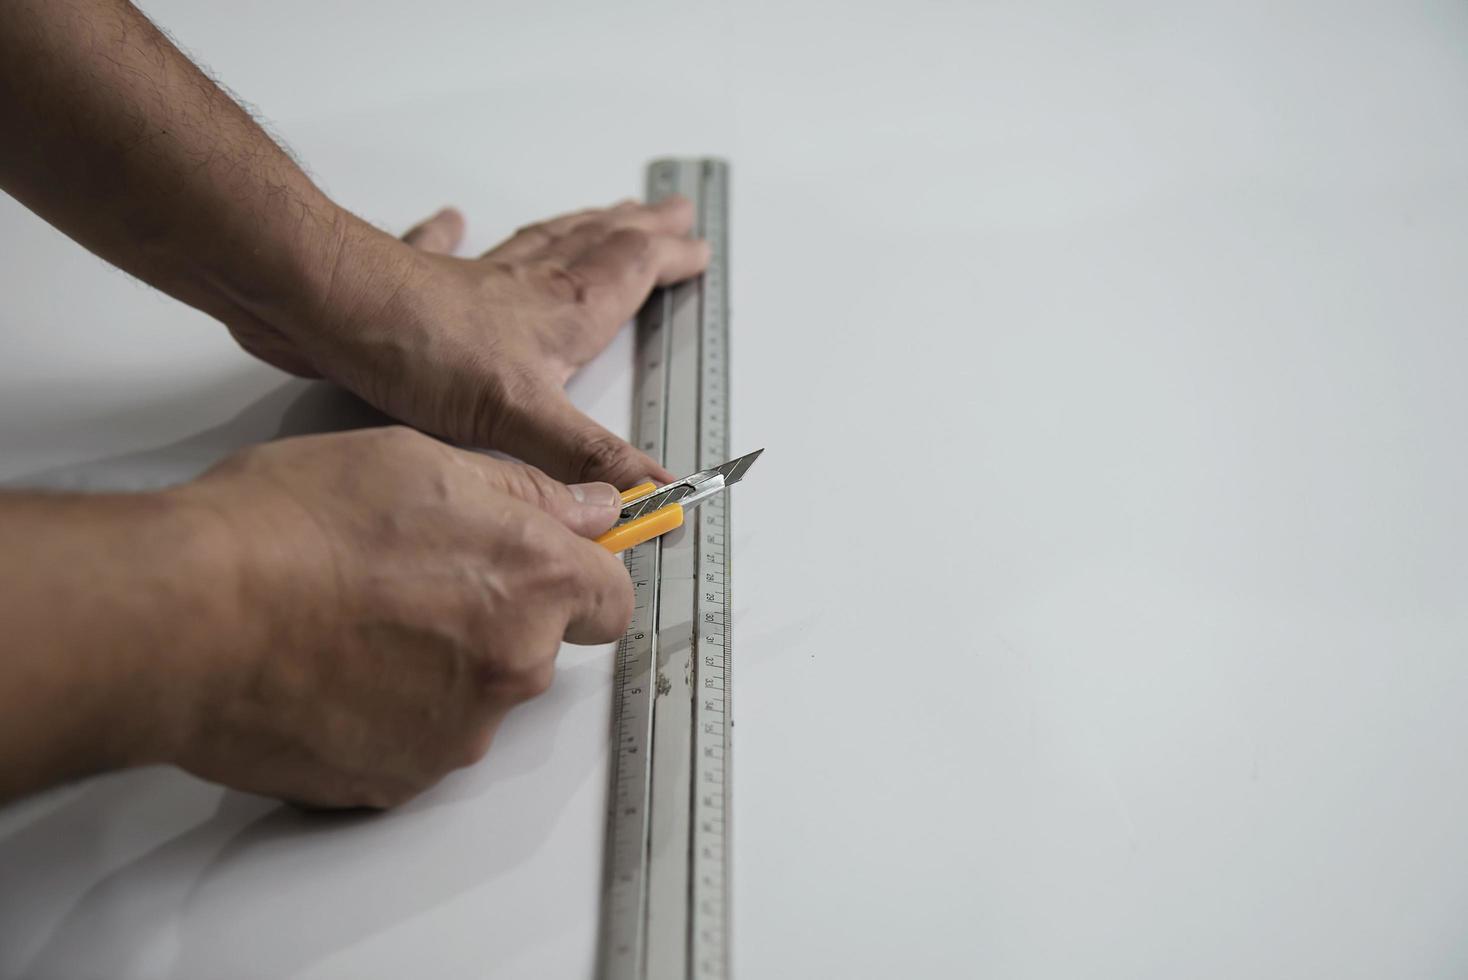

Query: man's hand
[0,428,633,807]
[0,0,674,806]
[172,427,633,807]
[227,198,707,489]
[0,0,703,488]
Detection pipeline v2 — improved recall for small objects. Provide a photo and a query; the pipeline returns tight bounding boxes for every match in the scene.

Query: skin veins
[0,0,706,806]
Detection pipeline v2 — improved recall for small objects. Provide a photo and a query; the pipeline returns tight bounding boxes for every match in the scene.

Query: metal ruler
[600,158,732,980]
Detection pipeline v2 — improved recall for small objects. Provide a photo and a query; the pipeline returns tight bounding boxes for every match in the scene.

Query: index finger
[565,228,711,326]
[490,196,697,261]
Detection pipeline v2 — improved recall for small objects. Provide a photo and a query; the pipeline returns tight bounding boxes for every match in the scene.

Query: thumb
[488,383,674,490]
[402,207,466,255]
[462,454,623,538]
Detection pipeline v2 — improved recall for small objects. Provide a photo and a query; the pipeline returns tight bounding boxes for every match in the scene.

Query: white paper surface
[3,0,1468,977]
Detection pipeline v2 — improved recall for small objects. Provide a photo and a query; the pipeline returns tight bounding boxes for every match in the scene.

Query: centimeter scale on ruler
[599,158,736,980]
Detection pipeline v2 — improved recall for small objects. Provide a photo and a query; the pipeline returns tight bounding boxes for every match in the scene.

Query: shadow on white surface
[6,338,630,497]
[0,357,631,978]
[5,654,608,980]
[3,377,392,493]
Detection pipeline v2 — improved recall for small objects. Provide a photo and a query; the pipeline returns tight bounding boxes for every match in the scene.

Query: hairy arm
[0,432,632,807]
[0,1,706,804]
[0,489,236,800]
[0,0,354,351]
[0,0,703,482]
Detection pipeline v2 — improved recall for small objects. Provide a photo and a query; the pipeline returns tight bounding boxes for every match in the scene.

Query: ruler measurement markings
[599,159,733,980]
[645,157,705,980]
[690,161,731,980]
[599,163,683,980]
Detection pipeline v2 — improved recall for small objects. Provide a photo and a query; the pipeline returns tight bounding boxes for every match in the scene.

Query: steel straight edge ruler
[599,158,733,980]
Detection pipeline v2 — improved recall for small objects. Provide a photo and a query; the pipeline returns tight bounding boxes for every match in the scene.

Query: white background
[3,0,1468,977]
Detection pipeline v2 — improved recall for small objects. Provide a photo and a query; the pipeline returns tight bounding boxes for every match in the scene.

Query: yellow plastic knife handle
[596,503,684,553]
[620,483,658,504]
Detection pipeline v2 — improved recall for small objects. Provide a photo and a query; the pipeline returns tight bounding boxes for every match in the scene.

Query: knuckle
[544,264,594,306]
[487,632,560,702]
[518,661,556,699]
[590,555,636,632]
[503,461,566,516]
[540,550,584,599]
[482,258,518,281]
[502,526,583,603]
[572,429,632,484]
[512,511,571,566]
[513,222,552,244]
[573,218,610,239]
[458,725,498,767]
[524,466,569,515]
[611,228,652,264]
[600,571,636,634]
[492,459,536,501]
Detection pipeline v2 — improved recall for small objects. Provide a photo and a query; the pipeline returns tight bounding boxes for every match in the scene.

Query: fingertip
[610,448,673,488]
[404,206,467,254]
[653,236,713,286]
[436,207,466,240]
[649,194,696,234]
[567,481,623,537]
[482,391,669,502]
[569,481,620,509]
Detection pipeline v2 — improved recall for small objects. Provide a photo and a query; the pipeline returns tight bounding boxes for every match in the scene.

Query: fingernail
[569,482,620,509]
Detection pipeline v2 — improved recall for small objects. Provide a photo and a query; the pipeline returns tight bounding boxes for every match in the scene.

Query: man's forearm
[0,490,238,801]
[0,0,379,332]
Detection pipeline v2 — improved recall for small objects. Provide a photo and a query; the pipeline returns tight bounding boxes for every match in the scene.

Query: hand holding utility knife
[596,449,764,553]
